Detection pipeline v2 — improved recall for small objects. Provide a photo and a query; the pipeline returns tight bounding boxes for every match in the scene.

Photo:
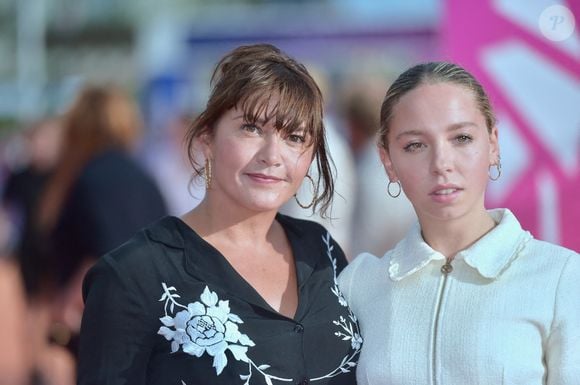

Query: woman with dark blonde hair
[37,85,166,354]
[78,44,361,385]
[338,62,579,385]
[38,85,143,232]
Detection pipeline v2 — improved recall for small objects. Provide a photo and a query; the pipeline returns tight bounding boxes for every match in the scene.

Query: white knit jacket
[338,209,580,385]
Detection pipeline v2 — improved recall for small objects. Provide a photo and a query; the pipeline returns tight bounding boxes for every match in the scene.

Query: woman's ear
[198,131,213,159]
[378,144,399,182]
[488,125,500,165]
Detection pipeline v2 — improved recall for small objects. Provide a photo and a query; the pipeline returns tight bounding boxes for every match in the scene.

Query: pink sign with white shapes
[443,0,580,251]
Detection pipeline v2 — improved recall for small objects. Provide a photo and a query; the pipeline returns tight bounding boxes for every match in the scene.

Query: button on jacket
[79,214,361,385]
[338,209,579,385]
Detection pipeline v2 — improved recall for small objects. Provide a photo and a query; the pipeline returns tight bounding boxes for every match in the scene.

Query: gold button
[441,263,453,274]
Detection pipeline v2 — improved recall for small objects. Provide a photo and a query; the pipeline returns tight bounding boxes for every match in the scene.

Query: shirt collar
[388,209,532,281]
[460,209,532,279]
[149,213,317,318]
[145,216,185,249]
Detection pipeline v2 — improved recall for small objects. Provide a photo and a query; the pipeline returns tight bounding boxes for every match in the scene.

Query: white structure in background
[281,119,357,257]
[350,140,416,259]
[16,0,47,121]
[482,40,580,244]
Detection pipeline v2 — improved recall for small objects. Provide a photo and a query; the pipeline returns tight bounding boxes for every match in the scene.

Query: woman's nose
[430,144,453,175]
[258,134,283,166]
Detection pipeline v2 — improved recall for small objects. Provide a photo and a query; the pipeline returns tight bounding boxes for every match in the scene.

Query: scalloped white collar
[387,209,533,281]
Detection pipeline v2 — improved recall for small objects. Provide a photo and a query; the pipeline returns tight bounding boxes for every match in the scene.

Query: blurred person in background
[144,114,205,216]
[78,44,360,385]
[3,117,64,299]
[0,206,29,385]
[1,213,75,385]
[339,62,579,385]
[1,118,75,385]
[36,84,167,359]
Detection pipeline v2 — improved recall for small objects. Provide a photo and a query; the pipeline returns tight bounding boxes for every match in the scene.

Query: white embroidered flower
[162,231,361,383]
[312,233,361,381]
[350,333,363,351]
[158,286,255,375]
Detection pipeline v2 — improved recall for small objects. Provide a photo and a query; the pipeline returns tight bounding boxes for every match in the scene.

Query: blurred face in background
[28,118,64,172]
[380,82,499,225]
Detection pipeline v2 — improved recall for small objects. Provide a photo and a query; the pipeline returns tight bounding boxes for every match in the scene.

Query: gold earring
[387,180,402,198]
[294,174,317,209]
[204,158,212,189]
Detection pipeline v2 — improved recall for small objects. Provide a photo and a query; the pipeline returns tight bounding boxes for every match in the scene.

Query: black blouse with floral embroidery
[78,214,361,385]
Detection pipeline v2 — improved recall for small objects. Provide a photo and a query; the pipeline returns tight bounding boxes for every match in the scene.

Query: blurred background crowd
[0,0,578,384]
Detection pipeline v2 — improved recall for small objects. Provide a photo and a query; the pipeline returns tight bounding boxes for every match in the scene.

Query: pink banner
[443,0,580,251]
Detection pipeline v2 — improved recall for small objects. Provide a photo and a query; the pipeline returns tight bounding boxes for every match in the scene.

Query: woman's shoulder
[527,237,577,257]
[83,216,187,302]
[344,252,385,274]
[276,212,341,248]
[525,238,579,273]
[276,212,329,235]
[338,252,384,287]
[97,216,185,273]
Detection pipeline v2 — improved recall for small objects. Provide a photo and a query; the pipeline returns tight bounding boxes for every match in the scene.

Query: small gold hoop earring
[204,158,212,189]
[489,159,501,181]
[387,180,402,198]
[294,174,317,209]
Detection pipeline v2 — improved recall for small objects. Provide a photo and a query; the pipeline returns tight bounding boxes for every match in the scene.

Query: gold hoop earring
[489,158,501,181]
[387,180,402,198]
[294,174,317,209]
[204,158,212,189]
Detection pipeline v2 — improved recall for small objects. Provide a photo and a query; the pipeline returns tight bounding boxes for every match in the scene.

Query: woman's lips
[246,173,284,183]
[429,186,462,203]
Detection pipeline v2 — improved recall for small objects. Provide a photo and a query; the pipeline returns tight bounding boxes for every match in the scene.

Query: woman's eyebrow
[395,129,424,140]
[395,121,478,140]
[447,121,478,131]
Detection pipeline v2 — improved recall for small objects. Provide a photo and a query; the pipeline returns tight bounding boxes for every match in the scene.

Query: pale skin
[0,259,29,384]
[380,82,500,259]
[0,259,76,385]
[182,104,314,319]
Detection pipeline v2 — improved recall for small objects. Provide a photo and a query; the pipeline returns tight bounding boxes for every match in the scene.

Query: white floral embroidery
[158,284,255,375]
[159,284,291,383]
[160,232,360,383]
[309,233,362,380]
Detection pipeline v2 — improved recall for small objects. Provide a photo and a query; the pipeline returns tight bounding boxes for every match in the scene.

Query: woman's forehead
[394,83,479,118]
[237,99,311,130]
[388,83,485,134]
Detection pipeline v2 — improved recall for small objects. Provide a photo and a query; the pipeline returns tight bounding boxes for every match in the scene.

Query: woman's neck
[181,198,279,248]
[419,210,497,259]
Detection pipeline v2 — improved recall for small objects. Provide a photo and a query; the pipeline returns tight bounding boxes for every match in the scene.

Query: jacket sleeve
[78,255,155,385]
[546,252,580,385]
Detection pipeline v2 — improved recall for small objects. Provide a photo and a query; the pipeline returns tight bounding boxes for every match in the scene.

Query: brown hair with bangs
[185,43,334,217]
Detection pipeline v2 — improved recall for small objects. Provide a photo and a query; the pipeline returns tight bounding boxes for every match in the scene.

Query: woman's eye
[287,134,306,144]
[455,134,473,144]
[403,142,424,152]
[242,124,260,134]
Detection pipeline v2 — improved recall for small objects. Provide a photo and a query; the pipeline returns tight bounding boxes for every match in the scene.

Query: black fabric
[78,214,361,385]
[51,149,167,285]
[2,167,52,296]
